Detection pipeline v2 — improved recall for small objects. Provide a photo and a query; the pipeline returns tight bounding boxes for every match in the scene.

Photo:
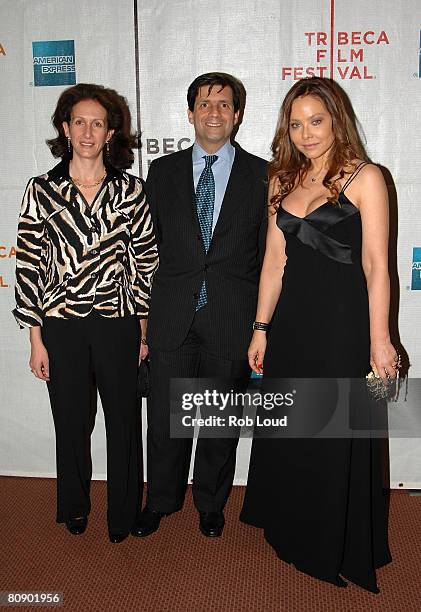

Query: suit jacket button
[203,264,208,271]
[197,234,201,241]
[193,292,198,300]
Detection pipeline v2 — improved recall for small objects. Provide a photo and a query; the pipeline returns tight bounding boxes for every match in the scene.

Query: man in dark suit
[131,73,267,538]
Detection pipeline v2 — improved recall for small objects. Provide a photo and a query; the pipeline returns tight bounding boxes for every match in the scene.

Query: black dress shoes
[131,506,166,538]
[108,532,129,544]
[199,511,225,537]
[65,516,88,535]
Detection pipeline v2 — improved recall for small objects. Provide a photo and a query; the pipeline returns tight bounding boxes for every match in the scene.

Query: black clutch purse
[137,357,150,399]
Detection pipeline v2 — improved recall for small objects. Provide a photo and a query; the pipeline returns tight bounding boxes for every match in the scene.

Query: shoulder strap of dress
[341,162,369,194]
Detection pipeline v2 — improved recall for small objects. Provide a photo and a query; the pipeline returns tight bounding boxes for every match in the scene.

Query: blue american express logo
[32,40,76,87]
[411,247,421,290]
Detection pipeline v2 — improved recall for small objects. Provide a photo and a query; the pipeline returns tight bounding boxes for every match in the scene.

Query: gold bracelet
[140,338,148,346]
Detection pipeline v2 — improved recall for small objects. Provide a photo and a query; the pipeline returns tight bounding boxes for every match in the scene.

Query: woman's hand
[370,340,400,380]
[248,331,267,374]
[139,339,149,362]
[139,319,149,362]
[29,338,50,381]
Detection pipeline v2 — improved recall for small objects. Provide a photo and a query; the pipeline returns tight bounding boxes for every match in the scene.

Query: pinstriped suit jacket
[146,143,267,360]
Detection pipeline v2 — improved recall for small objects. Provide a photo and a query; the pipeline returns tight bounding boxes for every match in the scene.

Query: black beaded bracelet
[253,321,270,331]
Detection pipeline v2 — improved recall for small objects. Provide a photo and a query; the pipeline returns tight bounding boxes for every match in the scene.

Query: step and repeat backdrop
[0,0,420,485]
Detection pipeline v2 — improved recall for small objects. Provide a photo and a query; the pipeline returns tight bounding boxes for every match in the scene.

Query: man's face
[188,85,239,153]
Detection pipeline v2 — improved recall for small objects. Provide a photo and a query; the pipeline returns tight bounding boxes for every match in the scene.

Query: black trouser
[42,312,141,534]
[147,307,250,513]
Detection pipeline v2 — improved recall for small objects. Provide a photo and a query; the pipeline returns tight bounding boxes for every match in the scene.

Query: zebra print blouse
[13,160,158,328]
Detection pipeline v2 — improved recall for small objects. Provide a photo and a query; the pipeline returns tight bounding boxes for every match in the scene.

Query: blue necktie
[196,154,218,310]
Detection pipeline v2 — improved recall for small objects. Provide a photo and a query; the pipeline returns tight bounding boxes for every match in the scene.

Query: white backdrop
[0,0,420,486]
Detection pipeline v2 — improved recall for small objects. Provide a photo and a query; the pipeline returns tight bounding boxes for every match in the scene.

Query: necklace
[71,172,106,189]
[310,166,324,183]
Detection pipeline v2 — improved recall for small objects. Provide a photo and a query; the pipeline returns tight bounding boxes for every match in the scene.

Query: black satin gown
[241,179,392,593]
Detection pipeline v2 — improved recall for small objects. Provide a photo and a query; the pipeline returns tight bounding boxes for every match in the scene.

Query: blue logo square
[411,247,421,290]
[32,40,76,87]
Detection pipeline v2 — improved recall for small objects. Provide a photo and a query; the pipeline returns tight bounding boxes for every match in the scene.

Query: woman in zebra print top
[13,83,158,543]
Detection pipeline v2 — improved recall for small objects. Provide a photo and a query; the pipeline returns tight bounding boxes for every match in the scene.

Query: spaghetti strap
[341,162,369,194]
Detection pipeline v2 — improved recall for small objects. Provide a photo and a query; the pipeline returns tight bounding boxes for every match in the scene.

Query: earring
[67,137,71,152]
[106,141,110,156]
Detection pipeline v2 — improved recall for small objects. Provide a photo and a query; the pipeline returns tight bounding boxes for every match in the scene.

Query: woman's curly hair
[47,83,137,169]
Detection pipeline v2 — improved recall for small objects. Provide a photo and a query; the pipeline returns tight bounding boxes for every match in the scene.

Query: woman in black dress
[241,77,398,592]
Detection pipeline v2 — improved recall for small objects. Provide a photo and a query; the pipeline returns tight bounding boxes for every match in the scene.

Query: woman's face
[63,98,114,162]
[288,94,335,162]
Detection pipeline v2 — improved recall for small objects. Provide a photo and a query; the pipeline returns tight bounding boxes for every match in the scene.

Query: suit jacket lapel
[211,144,251,240]
[174,146,200,232]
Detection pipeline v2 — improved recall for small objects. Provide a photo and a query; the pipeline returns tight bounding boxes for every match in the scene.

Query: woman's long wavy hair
[47,83,137,169]
[269,77,369,209]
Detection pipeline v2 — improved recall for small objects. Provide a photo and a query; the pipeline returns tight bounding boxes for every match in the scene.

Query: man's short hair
[187,72,242,112]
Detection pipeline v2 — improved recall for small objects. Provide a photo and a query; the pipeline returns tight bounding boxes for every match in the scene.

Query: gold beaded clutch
[366,368,400,402]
